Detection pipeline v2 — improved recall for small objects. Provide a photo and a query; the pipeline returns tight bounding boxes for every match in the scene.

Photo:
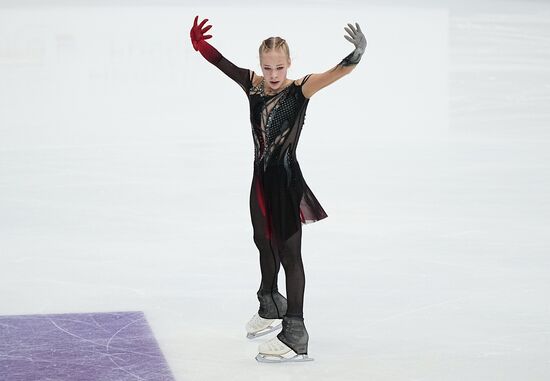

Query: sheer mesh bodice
[212,55,328,248]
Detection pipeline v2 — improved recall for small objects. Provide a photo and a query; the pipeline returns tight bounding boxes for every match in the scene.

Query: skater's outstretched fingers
[344,21,367,53]
[199,17,213,37]
[194,15,209,30]
[190,15,214,51]
[344,24,357,39]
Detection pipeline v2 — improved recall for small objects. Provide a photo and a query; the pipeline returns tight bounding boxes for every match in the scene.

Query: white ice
[1,0,549,380]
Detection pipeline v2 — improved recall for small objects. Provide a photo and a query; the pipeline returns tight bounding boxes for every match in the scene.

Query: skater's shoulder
[294,75,311,86]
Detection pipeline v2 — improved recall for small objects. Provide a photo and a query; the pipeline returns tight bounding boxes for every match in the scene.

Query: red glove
[190,15,221,64]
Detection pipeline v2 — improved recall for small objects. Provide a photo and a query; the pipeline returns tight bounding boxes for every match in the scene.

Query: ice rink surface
[1,0,549,380]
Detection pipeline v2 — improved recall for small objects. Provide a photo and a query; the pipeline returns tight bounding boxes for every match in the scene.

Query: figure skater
[189,15,366,363]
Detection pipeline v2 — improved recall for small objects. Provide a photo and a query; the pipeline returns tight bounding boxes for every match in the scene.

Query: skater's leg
[253,235,287,319]
[278,226,305,318]
[253,209,312,360]
[249,182,287,322]
[256,238,281,293]
[250,180,281,294]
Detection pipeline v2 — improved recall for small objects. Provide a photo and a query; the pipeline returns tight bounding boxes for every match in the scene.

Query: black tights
[250,184,305,318]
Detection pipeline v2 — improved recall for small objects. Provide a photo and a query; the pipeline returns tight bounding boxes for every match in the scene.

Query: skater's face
[260,48,291,92]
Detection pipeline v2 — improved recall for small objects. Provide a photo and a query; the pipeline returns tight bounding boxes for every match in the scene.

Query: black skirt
[250,161,327,249]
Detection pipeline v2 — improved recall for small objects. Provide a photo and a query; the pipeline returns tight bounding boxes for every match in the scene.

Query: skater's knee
[279,252,301,270]
[253,233,268,250]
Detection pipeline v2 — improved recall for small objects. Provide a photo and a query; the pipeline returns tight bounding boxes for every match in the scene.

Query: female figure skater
[189,15,366,363]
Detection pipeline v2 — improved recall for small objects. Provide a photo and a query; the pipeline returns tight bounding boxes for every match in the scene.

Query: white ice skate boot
[246,290,287,339]
[255,316,314,363]
[246,313,282,339]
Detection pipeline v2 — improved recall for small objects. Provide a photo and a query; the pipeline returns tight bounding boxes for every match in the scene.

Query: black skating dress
[212,55,328,249]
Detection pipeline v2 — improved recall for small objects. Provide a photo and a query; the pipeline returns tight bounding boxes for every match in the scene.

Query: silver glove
[341,22,367,66]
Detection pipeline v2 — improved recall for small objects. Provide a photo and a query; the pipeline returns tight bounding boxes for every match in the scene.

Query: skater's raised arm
[190,15,251,94]
[301,22,367,99]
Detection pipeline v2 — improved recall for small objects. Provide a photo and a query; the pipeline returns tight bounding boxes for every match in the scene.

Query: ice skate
[246,313,282,339]
[255,316,314,363]
[246,290,287,339]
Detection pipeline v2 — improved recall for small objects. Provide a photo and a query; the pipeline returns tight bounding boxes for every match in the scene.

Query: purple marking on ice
[0,311,175,381]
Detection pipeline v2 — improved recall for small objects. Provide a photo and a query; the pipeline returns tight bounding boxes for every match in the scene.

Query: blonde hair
[259,37,291,63]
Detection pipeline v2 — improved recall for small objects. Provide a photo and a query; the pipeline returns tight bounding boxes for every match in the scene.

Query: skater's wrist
[197,40,222,65]
[339,47,364,66]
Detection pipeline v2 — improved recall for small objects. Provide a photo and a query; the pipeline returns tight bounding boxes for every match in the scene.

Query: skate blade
[246,323,282,339]
[255,353,314,363]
